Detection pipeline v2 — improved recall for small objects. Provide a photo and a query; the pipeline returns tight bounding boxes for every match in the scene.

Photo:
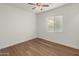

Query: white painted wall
[0,4,36,49]
[37,4,79,49]
[0,3,79,49]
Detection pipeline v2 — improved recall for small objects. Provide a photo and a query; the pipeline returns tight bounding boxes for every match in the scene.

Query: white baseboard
[0,36,36,50]
[0,36,79,50]
[38,36,79,50]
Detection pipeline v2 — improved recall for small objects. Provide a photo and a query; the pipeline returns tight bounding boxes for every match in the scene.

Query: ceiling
[4,3,67,14]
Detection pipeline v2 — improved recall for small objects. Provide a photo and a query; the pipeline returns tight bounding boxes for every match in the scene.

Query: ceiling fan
[28,3,49,11]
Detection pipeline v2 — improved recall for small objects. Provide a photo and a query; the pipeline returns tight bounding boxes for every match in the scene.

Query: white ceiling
[4,3,67,14]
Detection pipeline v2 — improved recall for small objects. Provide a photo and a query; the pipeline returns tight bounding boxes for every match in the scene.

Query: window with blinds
[47,16,63,32]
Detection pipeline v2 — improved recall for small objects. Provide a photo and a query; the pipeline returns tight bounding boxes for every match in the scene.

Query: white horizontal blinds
[48,16,63,32]
[55,16,63,32]
[47,16,54,32]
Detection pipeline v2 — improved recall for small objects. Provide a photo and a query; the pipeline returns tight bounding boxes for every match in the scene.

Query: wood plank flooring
[0,38,79,56]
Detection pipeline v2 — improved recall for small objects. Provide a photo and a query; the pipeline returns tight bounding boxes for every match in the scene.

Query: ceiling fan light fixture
[28,3,49,11]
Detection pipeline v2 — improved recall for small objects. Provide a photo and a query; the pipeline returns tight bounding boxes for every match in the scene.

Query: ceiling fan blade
[42,5,49,7]
[36,3,39,5]
[28,3,35,5]
[32,7,36,9]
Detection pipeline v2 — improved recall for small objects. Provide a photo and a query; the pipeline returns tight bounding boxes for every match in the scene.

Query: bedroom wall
[0,4,36,49]
[37,4,79,49]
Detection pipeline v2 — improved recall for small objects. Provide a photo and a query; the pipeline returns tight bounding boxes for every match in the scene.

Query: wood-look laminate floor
[0,38,79,56]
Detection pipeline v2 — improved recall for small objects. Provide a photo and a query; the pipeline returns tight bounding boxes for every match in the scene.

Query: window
[47,16,63,32]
